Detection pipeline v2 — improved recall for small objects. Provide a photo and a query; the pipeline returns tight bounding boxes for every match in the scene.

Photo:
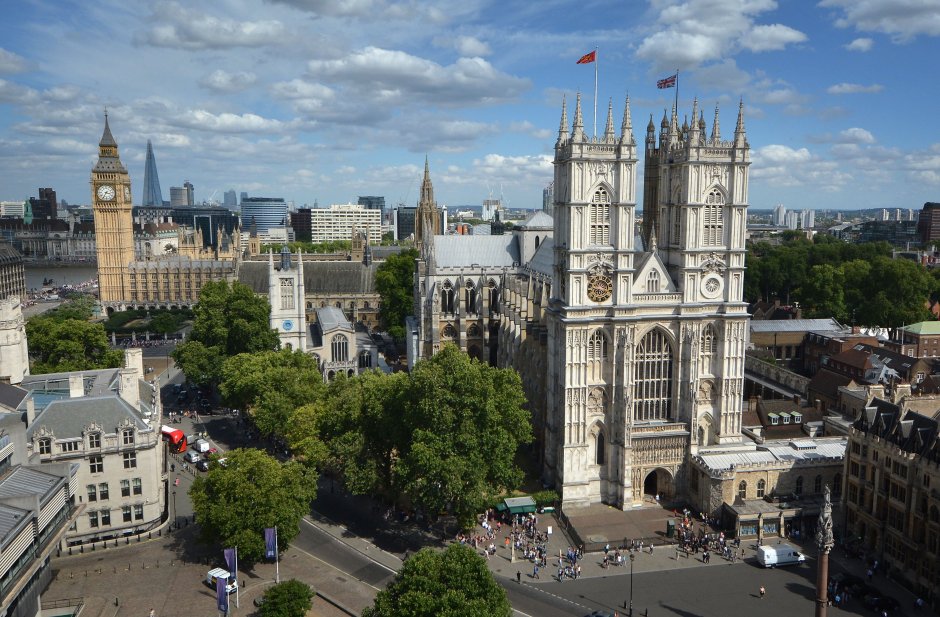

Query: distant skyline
[1,0,939,211]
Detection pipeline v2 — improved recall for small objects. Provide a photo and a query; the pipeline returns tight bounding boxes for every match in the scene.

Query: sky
[1,0,939,213]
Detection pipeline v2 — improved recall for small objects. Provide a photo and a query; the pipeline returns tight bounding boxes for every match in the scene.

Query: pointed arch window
[331,334,349,362]
[646,271,660,293]
[703,190,724,246]
[738,481,747,499]
[814,475,822,494]
[589,188,611,246]
[588,330,608,361]
[280,278,295,310]
[633,329,674,421]
[464,280,477,315]
[700,324,717,370]
[795,476,804,497]
[441,280,455,314]
[757,479,766,498]
[442,324,458,339]
[595,431,606,465]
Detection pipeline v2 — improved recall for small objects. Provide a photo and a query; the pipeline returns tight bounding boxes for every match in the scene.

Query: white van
[194,439,211,453]
[206,567,237,593]
[756,544,806,568]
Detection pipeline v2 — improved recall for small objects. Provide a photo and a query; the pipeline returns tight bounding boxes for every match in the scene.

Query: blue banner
[223,548,236,573]
[216,576,229,613]
[264,528,277,560]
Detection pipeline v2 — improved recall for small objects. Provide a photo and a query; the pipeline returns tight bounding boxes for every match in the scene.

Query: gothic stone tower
[91,113,135,310]
[269,246,307,352]
[414,157,440,256]
[544,95,750,510]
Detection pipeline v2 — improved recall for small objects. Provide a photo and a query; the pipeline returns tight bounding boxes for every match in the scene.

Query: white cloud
[454,36,492,57]
[827,82,883,94]
[835,127,876,144]
[636,0,807,70]
[200,70,258,93]
[264,0,380,18]
[0,48,29,74]
[845,37,874,51]
[508,120,551,140]
[170,110,288,133]
[139,2,286,50]
[306,47,529,105]
[740,24,808,52]
[819,0,940,42]
[271,79,335,100]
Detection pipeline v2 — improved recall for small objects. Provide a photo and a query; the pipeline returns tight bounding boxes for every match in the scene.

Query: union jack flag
[657,74,677,89]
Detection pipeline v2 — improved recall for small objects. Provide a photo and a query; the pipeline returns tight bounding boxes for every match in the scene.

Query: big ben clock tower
[91,112,135,310]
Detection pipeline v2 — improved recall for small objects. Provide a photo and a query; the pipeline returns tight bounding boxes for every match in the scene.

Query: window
[101,509,111,526]
[464,281,477,315]
[123,506,132,523]
[135,504,144,521]
[280,278,295,310]
[792,412,802,423]
[646,271,660,293]
[87,484,97,502]
[703,191,724,246]
[62,441,80,453]
[850,461,860,478]
[133,478,142,495]
[769,414,779,426]
[99,483,109,500]
[39,439,51,455]
[123,452,137,469]
[887,506,906,532]
[441,281,455,314]
[595,432,605,465]
[122,429,135,445]
[588,330,608,361]
[757,479,766,498]
[331,334,349,363]
[88,512,98,528]
[89,456,103,473]
[833,473,842,498]
[700,325,716,370]
[738,481,747,499]
[589,188,611,245]
[88,432,101,449]
[121,479,130,497]
[633,328,674,421]
[814,475,822,495]
[848,484,858,505]
[794,476,803,496]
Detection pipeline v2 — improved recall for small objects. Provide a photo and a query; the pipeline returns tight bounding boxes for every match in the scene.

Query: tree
[363,544,511,617]
[258,580,313,617]
[375,248,418,341]
[395,345,532,528]
[26,318,124,374]
[219,350,323,437]
[189,448,317,564]
[174,281,279,384]
[800,264,847,321]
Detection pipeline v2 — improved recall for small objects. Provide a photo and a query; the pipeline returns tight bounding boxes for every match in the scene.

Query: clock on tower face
[587,273,613,302]
[282,319,294,331]
[96,185,115,201]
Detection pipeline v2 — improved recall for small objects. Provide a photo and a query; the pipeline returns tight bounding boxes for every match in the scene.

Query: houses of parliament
[91,114,239,312]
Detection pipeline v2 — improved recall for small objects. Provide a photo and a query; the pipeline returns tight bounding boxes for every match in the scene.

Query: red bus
[161,425,187,453]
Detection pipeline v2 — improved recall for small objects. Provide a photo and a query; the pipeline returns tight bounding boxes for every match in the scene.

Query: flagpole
[235,546,240,609]
[674,69,680,117]
[593,48,598,138]
[275,526,280,584]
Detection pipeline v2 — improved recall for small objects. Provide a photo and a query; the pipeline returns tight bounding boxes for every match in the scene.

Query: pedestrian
[867,568,873,581]
[150,609,155,617]
[516,571,521,584]
[533,564,539,580]
[759,585,766,599]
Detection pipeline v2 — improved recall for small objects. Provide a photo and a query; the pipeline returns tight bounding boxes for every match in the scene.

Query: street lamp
[629,552,635,617]
[172,490,177,527]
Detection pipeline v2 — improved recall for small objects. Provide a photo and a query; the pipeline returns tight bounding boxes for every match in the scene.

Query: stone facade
[0,296,29,385]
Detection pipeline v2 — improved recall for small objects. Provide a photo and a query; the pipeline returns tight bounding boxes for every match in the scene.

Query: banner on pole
[223,548,236,574]
[216,577,229,613]
[264,528,277,560]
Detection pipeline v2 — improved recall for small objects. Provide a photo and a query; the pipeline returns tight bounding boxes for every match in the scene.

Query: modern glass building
[240,197,289,234]
[141,140,164,207]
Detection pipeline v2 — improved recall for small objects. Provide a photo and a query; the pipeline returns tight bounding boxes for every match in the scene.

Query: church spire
[416,156,438,256]
[572,92,585,141]
[557,95,568,145]
[710,104,721,142]
[100,109,117,148]
[603,98,615,143]
[689,97,699,143]
[621,94,634,144]
[734,98,747,148]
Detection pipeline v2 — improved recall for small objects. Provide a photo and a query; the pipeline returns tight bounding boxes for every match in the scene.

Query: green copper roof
[902,321,940,335]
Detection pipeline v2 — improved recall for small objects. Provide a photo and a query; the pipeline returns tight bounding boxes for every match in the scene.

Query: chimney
[124,348,144,379]
[25,397,35,427]
[69,374,84,398]
[792,394,801,406]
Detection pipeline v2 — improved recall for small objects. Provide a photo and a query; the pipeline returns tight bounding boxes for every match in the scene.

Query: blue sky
[1,0,939,212]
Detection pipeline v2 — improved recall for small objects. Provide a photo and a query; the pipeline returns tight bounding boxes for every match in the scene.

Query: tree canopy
[745,237,934,327]
[219,349,324,437]
[375,248,417,341]
[189,448,317,564]
[287,345,531,529]
[258,580,314,617]
[26,317,124,374]
[173,280,279,385]
[363,544,511,617]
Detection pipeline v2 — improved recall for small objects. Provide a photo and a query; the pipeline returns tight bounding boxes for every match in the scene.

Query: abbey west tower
[91,113,135,308]
[545,94,750,509]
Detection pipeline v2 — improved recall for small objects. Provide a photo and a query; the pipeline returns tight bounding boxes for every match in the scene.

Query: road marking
[289,540,384,592]
[517,582,591,610]
[302,516,398,574]
[307,511,403,565]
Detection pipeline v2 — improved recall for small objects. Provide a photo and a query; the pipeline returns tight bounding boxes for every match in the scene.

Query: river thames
[24,264,98,291]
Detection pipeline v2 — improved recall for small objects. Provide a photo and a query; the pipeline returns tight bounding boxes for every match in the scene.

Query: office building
[542,181,554,215]
[918,202,940,244]
[28,188,57,221]
[240,197,289,235]
[290,208,313,243]
[357,196,385,211]
[773,203,786,226]
[141,140,164,207]
[310,204,381,245]
[223,189,237,210]
[394,206,417,242]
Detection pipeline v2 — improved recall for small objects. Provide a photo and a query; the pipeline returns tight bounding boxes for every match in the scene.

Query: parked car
[184,451,201,464]
[195,460,210,472]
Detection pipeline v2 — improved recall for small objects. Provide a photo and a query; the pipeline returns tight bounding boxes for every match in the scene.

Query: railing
[42,597,85,610]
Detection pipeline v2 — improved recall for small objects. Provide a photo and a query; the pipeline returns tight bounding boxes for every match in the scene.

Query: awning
[503,496,537,515]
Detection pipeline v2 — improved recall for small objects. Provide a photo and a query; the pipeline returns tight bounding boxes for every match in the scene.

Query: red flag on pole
[576,50,596,64]
[657,74,677,89]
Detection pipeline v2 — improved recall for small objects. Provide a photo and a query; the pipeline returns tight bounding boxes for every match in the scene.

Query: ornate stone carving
[700,252,726,275]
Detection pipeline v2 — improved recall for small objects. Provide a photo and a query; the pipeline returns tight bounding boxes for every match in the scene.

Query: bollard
[69,547,72,556]
[80,545,83,554]
[91,543,95,552]
[149,532,152,539]
[126,537,129,544]
[115,598,119,607]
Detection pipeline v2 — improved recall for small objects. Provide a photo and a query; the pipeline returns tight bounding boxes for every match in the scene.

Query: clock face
[96,185,115,201]
[587,273,612,303]
[282,319,294,331]
[123,186,131,201]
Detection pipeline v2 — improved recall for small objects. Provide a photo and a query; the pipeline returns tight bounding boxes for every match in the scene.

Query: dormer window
[781,412,791,425]
[768,413,779,426]
[792,412,802,424]
[39,438,52,455]
[89,432,101,449]
[122,428,135,445]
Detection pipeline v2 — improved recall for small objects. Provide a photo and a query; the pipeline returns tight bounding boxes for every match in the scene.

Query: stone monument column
[815,485,834,617]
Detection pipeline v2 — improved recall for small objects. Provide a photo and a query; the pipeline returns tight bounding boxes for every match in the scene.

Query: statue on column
[814,485,835,617]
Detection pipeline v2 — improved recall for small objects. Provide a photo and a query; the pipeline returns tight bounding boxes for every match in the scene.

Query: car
[184,451,201,464]
[584,612,615,617]
[195,460,210,472]
[862,590,887,608]
[207,447,218,455]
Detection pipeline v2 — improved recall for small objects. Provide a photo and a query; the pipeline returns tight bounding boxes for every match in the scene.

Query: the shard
[141,139,163,206]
